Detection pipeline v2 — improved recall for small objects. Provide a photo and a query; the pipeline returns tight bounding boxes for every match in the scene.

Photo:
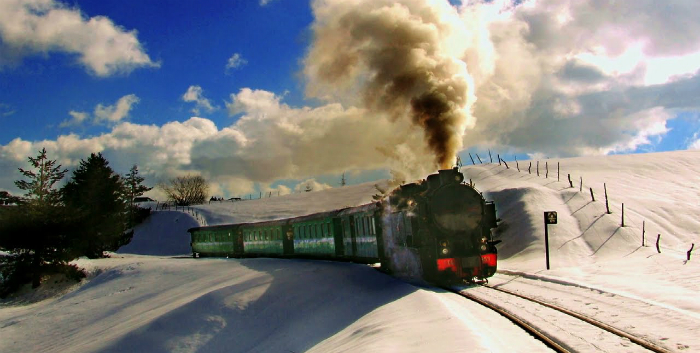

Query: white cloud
[0,88,438,198]
[59,110,89,127]
[225,53,247,73]
[0,103,16,117]
[447,0,700,156]
[259,0,276,7]
[182,85,217,114]
[60,95,139,127]
[0,0,159,76]
[94,94,139,123]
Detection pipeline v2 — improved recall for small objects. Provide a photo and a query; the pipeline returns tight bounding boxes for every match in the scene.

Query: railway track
[448,284,672,353]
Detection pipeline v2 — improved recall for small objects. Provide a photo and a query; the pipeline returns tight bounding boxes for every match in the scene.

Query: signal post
[544,211,557,270]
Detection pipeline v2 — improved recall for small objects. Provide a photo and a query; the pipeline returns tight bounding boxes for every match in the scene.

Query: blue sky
[1,0,699,199]
[1,0,312,143]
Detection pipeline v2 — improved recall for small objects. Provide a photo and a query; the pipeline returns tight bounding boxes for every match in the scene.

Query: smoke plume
[305,0,475,169]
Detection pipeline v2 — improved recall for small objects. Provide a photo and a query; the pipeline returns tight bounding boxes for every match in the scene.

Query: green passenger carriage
[188,168,500,284]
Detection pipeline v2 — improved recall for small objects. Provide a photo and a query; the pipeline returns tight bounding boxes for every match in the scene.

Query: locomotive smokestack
[305,0,475,170]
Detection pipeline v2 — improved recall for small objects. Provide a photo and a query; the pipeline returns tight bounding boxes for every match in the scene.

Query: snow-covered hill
[1,150,699,352]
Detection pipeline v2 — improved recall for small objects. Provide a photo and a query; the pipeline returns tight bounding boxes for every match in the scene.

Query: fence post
[476,154,483,164]
[469,153,476,165]
[604,183,610,214]
[567,174,573,188]
[546,161,549,178]
[688,244,695,260]
[557,162,560,181]
[497,153,501,165]
[656,234,661,253]
[537,161,540,176]
[528,162,532,174]
[489,149,493,163]
[589,188,595,201]
[621,203,625,227]
[580,177,583,192]
[642,221,645,246]
[500,157,509,169]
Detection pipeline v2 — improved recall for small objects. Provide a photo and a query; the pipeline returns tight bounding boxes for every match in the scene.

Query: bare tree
[159,175,208,205]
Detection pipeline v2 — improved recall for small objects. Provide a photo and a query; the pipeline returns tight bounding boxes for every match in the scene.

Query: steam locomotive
[188,168,499,283]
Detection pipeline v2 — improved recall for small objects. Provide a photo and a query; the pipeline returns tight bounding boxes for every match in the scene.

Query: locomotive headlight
[481,236,488,243]
[441,248,449,255]
[480,245,487,251]
[407,199,415,207]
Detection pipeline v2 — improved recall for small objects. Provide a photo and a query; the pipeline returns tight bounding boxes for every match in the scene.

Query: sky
[1,0,700,199]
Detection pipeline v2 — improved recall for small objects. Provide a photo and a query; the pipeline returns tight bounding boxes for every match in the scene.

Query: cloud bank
[3,0,700,197]
[0,0,158,76]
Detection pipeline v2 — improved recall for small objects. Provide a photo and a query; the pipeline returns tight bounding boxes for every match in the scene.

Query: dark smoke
[305,0,474,169]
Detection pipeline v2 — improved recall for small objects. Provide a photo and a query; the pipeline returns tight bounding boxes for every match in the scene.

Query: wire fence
[155,201,208,226]
[463,152,696,262]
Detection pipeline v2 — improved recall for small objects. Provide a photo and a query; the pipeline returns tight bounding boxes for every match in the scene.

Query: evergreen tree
[123,165,153,227]
[61,153,129,258]
[14,148,66,205]
[0,148,81,291]
[124,165,152,207]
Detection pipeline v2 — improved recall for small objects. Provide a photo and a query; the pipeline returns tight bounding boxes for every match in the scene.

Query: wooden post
[688,244,695,260]
[469,153,476,165]
[567,174,573,188]
[528,162,532,174]
[476,154,483,164]
[621,203,625,227]
[546,161,549,178]
[589,187,595,201]
[537,161,540,176]
[497,154,501,165]
[502,158,509,169]
[489,149,493,163]
[604,183,610,214]
[515,156,520,172]
[580,177,583,192]
[656,234,661,253]
[642,221,645,246]
[557,162,560,181]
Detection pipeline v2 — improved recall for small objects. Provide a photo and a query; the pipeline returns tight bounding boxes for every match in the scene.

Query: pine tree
[124,165,152,208]
[61,153,129,258]
[0,148,78,291]
[14,148,67,206]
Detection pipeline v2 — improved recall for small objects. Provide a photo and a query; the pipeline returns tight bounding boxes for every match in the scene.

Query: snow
[2,150,699,352]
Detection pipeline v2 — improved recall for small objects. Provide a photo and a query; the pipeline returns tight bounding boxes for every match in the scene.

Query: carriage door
[283,225,294,255]
[350,216,358,256]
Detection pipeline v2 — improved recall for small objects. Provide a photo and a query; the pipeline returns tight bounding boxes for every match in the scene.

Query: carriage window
[294,227,299,239]
[311,225,316,238]
[324,223,329,236]
[317,224,322,238]
[277,229,281,240]
[371,218,376,235]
